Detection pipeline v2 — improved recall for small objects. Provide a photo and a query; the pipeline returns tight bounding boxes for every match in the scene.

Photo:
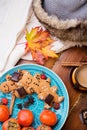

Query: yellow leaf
[42,46,58,59]
[26,27,40,41]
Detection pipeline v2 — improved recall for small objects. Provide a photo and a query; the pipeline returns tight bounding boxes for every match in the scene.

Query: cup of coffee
[72,64,87,91]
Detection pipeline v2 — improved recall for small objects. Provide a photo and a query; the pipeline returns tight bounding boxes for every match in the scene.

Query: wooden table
[17,46,87,130]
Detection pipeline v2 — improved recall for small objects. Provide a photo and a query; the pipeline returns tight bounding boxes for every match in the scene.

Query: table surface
[17,46,87,130]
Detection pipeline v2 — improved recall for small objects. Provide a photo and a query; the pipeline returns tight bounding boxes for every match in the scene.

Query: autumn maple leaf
[25,26,58,64]
[42,46,58,60]
[25,27,53,52]
[32,50,45,65]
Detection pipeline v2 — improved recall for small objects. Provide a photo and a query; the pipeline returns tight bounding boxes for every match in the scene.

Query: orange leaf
[41,37,54,48]
[27,42,41,52]
[32,30,49,43]
[25,26,54,51]
[25,26,58,64]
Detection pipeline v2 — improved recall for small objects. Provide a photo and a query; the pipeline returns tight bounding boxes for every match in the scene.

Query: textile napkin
[0,0,64,76]
[0,0,32,75]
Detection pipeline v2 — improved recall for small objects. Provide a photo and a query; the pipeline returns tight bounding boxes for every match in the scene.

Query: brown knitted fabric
[32,0,87,43]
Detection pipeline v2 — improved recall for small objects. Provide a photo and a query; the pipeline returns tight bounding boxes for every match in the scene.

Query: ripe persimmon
[0,105,9,122]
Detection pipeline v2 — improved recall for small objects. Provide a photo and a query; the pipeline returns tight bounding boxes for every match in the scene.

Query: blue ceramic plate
[0,64,69,130]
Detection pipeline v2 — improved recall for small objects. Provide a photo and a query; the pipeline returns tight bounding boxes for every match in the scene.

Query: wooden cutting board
[52,46,87,130]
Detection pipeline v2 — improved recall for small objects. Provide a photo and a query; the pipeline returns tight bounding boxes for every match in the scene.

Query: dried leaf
[42,46,58,59]
[26,27,40,41]
[32,50,45,65]
[25,26,58,64]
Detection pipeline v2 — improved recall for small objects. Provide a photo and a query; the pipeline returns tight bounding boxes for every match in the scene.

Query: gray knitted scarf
[43,0,87,20]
